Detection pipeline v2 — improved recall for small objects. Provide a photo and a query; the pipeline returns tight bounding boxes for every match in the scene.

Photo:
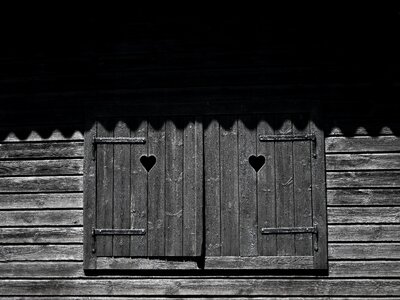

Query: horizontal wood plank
[326,136,400,153]
[97,258,199,270]
[0,227,82,243]
[0,279,399,296]
[329,243,400,259]
[328,207,400,224]
[0,176,83,193]
[328,122,400,136]
[329,225,400,242]
[0,142,83,159]
[0,159,83,176]
[0,193,83,209]
[204,256,314,269]
[0,210,82,227]
[326,153,400,170]
[327,189,400,206]
[327,171,400,188]
[0,245,82,261]
[1,261,400,279]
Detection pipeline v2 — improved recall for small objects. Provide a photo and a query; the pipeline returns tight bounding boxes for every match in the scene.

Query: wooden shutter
[204,113,327,270]
[84,116,203,270]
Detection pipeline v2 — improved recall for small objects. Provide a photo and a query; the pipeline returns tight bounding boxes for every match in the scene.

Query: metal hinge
[92,137,146,158]
[259,133,317,158]
[261,225,319,251]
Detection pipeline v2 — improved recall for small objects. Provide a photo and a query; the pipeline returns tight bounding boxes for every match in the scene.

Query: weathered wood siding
[1,7,400,298]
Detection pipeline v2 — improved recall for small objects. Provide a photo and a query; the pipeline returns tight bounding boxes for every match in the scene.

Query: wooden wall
[1,6,400,298]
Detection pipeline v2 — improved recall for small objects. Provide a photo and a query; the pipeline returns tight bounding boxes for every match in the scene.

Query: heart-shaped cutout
[249,155,265,172]
[140,155,156,172]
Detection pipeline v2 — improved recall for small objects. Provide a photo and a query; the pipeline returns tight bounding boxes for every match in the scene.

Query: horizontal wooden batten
[0,245,82,261]
[327,189,400,206]
[0,210,82,227]
[0,193,83,210]
[97,258,199,270]
[0,176,83,193]
[0,159,83,177]
[329,225,400,242]
[2,261,400,279]
[204,256,315,270]
[325,136,400,153]
[326,153,400,170]
[329,243,400,260]
[327,122,400,136]
[0,130,83,143]
[0,142,83,159]
[0,227,82,244]
[327,171,400,188]
[327,207,400,224]
[1,279,399,296]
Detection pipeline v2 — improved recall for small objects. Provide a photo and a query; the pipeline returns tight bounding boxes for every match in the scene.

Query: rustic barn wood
[0,142,83,159]
[0,210,82,227]
[327,188,400,206]
[0,193,82,209]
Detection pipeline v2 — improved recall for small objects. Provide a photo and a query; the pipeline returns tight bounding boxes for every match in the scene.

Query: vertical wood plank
[113,120,131,257]
[96,120,114,257]
[204,117,221,256]
[83,117,97,269]
[311,110,328,269]
[147,117,165,256]
[257,114,277,256]
[293,114,313,256]
[220,116,239,256]
[130,119,148,257]
[275,115,295,256]
[183,117,203,256]
[165,118,183,256]
[238,116,258,256]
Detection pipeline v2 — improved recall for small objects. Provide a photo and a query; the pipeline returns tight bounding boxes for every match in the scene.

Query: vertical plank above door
[96,120,114,257]
[147,117,166,257]
[257,115,277,256]
[238,117,257,257]
[275,115,295,256]
[204,118,221,256]
[113,120,131,257]
[183,118,203,257]
[165,119,184,256]
[293,114,313,256]
[130,119,148,257]
[220,116,239,256]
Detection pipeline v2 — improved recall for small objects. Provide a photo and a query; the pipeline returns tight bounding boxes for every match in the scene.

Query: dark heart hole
[140,155,156,172]
[249,155,265,172]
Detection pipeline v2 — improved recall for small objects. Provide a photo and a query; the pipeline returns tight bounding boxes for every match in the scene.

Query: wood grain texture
[0,193,82,209]
[0,210,82,226]
[329,225,400,242]
[328,207,400,224]
[327,188,400,206]
[257,115,277,256]
[205,256,314,269]
[204,118,221,256]
[329,243,400,259]
[0,279,399,296]
[220,116,239,256]
[326,153,400,170]
[326,136,400,153]
[113,121,131,257]
[0,245,82,261]
[0,142,83,159]
[97,258,199,270]
[130,119,148,257]
[238,117,257,256]
[0,159,83,176]
[0,176,82,193]
[165,119,183,256]
[0,227,82,243]
[327,171,400,188]
[147,117,165,256]
[275,116,295,256]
